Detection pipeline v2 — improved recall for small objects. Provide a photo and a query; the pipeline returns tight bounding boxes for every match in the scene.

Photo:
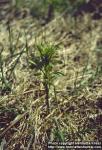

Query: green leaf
[52,71,64,78]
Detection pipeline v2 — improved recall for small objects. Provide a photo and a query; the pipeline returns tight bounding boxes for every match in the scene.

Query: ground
[0,4,102,150]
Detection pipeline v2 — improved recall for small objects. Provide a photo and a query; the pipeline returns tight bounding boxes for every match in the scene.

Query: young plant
[29,42,61,114]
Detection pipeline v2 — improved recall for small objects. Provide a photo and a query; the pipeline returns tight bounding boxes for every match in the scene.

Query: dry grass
[0,10,102,150]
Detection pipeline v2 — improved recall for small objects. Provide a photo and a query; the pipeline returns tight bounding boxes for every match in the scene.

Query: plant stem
[43,67,50,114]
[44,80,50,114]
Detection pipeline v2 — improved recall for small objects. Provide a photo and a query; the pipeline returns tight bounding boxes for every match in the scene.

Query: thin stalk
[7,23,14,56]
[8,48,25,78]
[53,85,61,113]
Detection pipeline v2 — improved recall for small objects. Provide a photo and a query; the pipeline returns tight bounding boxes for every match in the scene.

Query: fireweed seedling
[29,42,63,114]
